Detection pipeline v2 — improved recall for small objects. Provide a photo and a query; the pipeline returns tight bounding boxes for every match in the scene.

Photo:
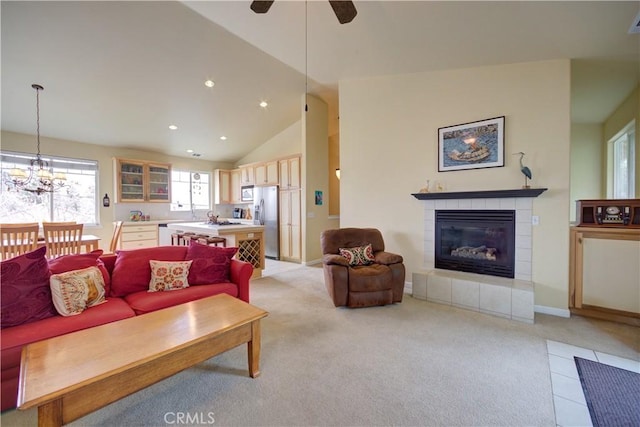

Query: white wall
[339,59,572,310]
[570,123,603,220]
[235,121,302,167]
[302,94,330,263]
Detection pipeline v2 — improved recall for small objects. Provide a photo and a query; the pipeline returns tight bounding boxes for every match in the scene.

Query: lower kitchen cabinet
[279,189,301,261]
[119,223,159,249]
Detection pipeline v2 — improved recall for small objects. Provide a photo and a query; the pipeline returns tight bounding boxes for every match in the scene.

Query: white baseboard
[534,305,571,318]
[404,282,412,294]
[304,259,322,266]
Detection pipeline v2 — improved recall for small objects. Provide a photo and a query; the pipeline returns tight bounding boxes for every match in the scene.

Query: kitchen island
[167,222,265,278]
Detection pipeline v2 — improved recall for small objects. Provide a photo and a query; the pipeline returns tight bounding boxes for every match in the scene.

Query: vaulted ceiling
[2,1,638,162]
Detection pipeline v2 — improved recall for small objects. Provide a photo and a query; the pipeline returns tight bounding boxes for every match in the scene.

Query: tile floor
[547,340,640,427]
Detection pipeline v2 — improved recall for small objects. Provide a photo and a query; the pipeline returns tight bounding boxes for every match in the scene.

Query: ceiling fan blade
[328,1,357,24]
[250,1,275,14]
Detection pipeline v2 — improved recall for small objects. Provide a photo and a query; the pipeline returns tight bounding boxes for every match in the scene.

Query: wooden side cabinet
[114,158,170,203]
[569,226,640,326]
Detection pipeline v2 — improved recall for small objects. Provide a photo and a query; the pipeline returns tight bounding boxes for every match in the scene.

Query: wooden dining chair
[42,223,84,259]
[108,221,124,253]
[0,223,40,260]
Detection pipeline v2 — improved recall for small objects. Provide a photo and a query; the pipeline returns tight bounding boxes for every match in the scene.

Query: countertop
[166,222,264,235]
[122,219,254,226]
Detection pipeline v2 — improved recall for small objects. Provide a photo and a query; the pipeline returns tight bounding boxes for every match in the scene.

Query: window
[608,121,636,199]
[0,151,99,224]
[170,170,210,211]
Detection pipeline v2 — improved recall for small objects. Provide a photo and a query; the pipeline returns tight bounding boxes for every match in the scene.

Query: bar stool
[171,232,184,246]
[197,236,227,247]
[181,232,196,246]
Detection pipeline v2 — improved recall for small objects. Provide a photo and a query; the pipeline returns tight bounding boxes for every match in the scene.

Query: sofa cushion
[50,266,107,316]
[48,250,111,295]
[124,283,238,315]
[0,246,56,328]
[148,260,192,292]
[110,246,187,297]
[347,264,392,292]
[339,243,374,266]
[0,297,135,374]
[185,243,238,285]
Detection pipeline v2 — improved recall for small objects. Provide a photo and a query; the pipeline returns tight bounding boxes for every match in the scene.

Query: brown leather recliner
[320,228,405,308]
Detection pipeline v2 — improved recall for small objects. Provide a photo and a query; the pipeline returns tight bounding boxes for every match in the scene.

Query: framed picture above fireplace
[438,116,505,172]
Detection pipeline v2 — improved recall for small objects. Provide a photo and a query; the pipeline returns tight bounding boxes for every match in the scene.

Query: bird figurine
[513,152,532,189]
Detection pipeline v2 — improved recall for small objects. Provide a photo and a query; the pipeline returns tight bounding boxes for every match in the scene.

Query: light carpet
[2,264,638,426]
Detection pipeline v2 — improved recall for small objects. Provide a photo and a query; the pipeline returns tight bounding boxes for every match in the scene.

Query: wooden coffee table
[17,294,268,427]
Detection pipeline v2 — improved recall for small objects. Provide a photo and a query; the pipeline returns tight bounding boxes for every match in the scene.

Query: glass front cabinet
[114,158,171,203]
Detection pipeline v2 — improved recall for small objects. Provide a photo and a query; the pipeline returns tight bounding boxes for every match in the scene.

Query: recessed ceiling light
[220,136,227,141]
[186,149,194,153]
[259,101,268,108]
[169,124,178,130]
[204,80,215,88]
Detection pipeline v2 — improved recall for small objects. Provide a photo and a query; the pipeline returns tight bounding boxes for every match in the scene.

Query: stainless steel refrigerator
[254,185,279,260]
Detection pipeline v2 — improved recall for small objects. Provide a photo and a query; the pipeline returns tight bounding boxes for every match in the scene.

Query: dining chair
[108,221,124,253]
[0,223,40,260]
[42,223,84,259]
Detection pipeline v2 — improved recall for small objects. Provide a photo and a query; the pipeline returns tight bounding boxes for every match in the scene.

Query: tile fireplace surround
[411,189,547,324]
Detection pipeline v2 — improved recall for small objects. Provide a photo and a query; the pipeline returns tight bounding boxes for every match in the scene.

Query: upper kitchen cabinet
[215,169,231,204]
[114,158,170,203]
[279,156,300,189]
[230,169,242,204]
[240,165,254,186]
[254,161,278,186]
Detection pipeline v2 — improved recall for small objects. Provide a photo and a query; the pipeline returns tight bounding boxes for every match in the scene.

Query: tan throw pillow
[148,260,192,292]
[339,243,375,266]
[50,266,107,316]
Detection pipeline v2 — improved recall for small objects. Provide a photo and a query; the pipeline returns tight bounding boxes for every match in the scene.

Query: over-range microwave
[241,185,254,202]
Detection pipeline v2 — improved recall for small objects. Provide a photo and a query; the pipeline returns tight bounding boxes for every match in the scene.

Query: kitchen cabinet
[215,169,231,204]
[279,156,300,189]
[230,169,242,203]
[254,161,278,186]
[279,189,301,262]
[114,158,171,203]
[119,223,158,249]
[240,166,254,186]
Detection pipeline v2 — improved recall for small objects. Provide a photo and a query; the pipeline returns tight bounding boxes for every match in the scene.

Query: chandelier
[7,84,65,195]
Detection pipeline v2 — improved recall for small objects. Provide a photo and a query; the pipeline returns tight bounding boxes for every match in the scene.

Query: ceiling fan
[250,1,357,24]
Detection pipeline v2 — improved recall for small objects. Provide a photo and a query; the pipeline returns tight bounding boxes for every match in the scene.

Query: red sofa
[0,245,253,411]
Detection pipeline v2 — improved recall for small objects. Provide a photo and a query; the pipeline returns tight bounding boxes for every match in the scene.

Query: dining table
[37,234,101,253]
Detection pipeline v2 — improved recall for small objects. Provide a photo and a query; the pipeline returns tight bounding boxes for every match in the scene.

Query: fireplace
[435,210,516,278]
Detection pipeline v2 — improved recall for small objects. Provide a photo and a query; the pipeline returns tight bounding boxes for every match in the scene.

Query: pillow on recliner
[339,243,374,266]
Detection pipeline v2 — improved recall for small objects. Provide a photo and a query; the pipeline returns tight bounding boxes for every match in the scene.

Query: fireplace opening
[435,210,515,278]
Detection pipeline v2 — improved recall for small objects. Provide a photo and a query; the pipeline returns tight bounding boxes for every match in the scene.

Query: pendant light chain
[305,0,308,112]
[34,84,42,160]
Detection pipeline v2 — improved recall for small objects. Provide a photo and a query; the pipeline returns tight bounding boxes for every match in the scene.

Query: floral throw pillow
[50,266,107,317]
[148,260,192,292]
[339,243,375,266]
